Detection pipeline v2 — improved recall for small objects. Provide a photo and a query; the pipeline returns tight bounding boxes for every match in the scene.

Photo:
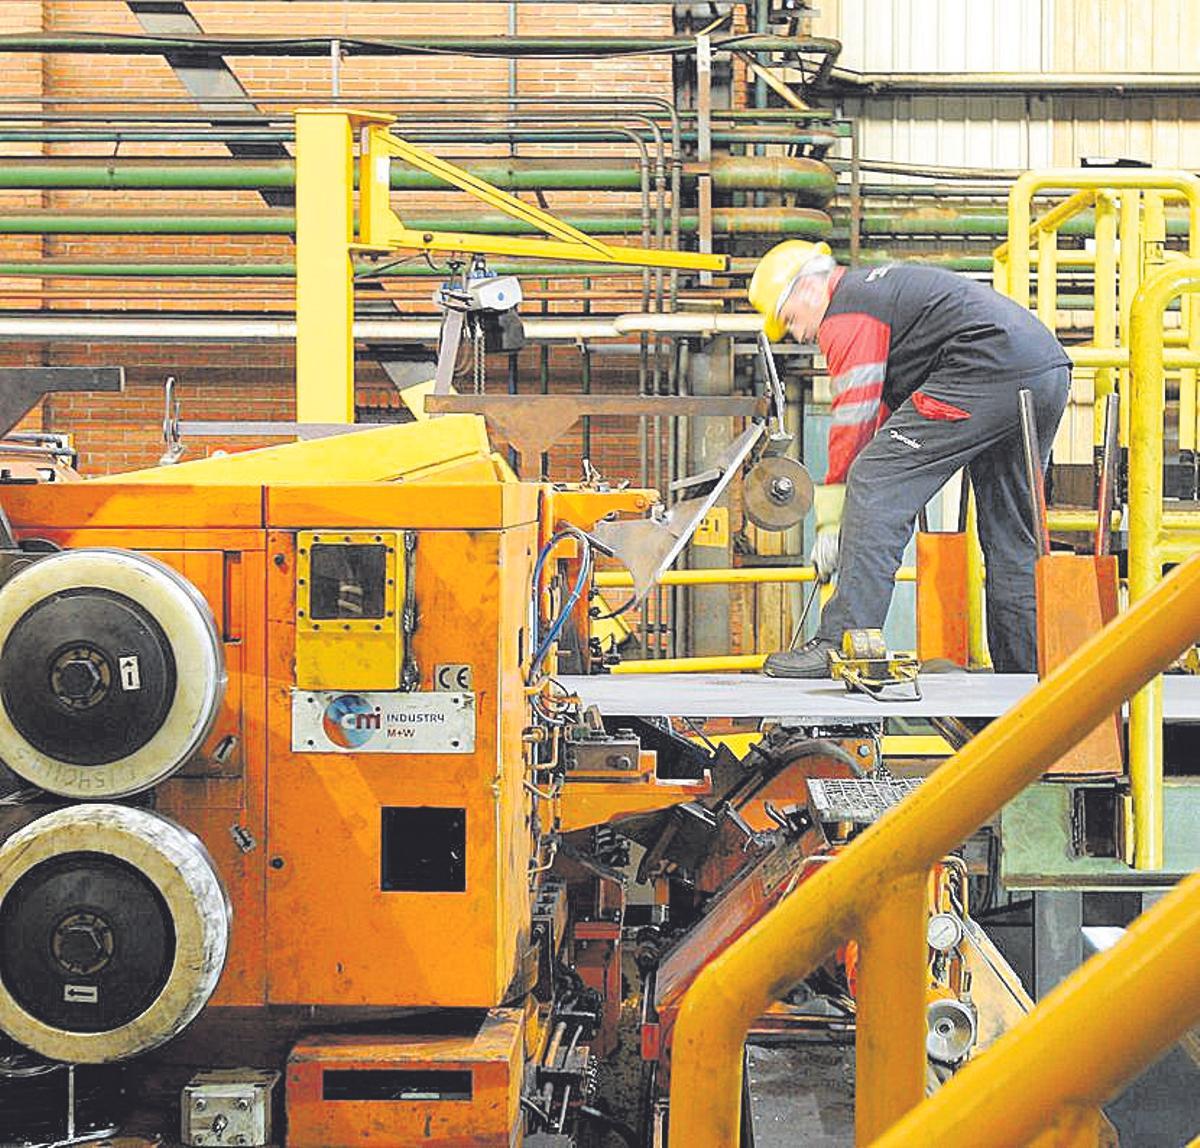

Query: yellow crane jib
[357,113,727,272]
[293,108,727,426]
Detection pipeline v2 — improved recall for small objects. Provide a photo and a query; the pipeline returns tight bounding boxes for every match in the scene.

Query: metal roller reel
[743,455,813,531]
[925,997,977,1065]
[0,548,224,798]
[0,803,230,1064]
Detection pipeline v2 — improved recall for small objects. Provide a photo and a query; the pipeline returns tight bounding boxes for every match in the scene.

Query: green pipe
[0,250,978,279]
[859,209,1190,238]
[0,253,1099,280]
[0,214,295,235]
[0,155,834,198]
[0,260,717,279]
[0,32,840,58]
[0,207,830,238]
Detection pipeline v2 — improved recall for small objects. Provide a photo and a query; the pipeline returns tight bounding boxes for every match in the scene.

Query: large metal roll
[0,548,224,798]
[0,804,229,1063]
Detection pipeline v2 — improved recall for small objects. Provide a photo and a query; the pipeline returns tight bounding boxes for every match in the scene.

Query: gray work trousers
[817,365,1072,673]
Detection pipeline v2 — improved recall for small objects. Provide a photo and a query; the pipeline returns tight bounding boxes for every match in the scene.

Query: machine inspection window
[308,543,388,620]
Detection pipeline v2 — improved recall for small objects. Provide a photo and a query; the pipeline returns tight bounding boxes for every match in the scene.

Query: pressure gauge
[926,912,964,953]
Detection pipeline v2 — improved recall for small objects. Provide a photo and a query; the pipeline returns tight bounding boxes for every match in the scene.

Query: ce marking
[434,663,473,691]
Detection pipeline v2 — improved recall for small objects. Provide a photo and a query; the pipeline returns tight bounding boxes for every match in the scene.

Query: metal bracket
[592,421,765,601]
[425,393,766,460]
[0,366,123,440]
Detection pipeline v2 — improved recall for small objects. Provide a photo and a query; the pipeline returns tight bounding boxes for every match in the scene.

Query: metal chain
[473,320,486,394]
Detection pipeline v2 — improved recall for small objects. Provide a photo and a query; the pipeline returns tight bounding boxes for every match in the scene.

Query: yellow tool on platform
[829,629,921,702]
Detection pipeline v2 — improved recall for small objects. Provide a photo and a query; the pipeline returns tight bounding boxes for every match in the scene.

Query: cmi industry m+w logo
[322,694,382,749]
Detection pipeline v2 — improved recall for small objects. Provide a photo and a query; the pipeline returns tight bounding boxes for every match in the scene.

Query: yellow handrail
[872,868,1200,1146]
[593,565,916,588]
[1002,169,1200,308]
[1128,258,1200,869]
[666,551,1200,1147]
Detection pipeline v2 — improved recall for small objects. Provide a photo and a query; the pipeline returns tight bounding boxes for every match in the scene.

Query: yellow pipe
[1118,189,1141,443]
[1128,259,1200,869]
[995,187,1096,279]
[593,565,916,588]
[666,551,1200,1148]
[1047,510,1122,532]
[1003,170,1200,310]
[1069,346,1200,368]
[991,252,1007,293]
[612,653,765,674]
[872,870,1200,1148]
[855,870,928,1139]
[964,483,990,669]
[1160,511,1200,528]
[295,110,356,424]
[1092,192,1119,445]
[1142,192,1170,450]
[1036,227,1057,332]
[1155,534,1200,564]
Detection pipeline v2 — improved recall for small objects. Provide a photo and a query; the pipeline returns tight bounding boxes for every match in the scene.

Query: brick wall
[0,1,733,485]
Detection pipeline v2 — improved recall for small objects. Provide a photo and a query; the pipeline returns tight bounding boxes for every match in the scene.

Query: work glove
[810,483,846,583]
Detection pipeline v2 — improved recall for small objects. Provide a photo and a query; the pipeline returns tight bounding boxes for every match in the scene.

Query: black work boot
[763,637,837,679]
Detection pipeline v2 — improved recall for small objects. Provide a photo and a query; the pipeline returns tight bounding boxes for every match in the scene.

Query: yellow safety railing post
[964,482,990,669]
[1118,188,1142,444]
[665,551,1200,1148]
[295,109,358,424]
[1128,258,1200,869]
[1035,226,1057,332]
[854,871,928,1140]
[871,869,1200,1148]
[1093,191,1119,446]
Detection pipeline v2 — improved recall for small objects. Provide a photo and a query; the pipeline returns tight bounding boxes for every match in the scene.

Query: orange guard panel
[286,1009,523,1148]
[264,523,538,1008]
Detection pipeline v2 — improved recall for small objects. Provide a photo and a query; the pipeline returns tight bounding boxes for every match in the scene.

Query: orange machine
[0,414,715,1145]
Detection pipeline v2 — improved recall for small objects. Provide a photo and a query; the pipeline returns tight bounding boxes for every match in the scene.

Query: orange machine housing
[0,478,543,1012]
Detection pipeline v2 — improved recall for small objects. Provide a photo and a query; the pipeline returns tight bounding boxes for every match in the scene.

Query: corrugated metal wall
[813,0,1200,169]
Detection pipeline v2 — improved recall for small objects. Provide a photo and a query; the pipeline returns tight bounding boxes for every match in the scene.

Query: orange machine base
[286,1009,523,1147]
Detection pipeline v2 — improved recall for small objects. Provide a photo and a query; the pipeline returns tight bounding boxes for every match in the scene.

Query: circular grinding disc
[0,803,230,1063]
[744,456,814,531]
[0,549,224,798]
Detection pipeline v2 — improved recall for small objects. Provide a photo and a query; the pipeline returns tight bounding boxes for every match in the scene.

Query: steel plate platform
[559,672,1200,721]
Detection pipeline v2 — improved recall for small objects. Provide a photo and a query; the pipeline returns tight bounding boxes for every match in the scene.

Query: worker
[748,241,1072,678]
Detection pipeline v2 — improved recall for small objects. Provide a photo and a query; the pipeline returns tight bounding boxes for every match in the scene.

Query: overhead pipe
[0,32,842,59]
[0,105,833,123]
[0,313,764,343]
[829,66,1200,95]
[0,207,831,238]
[858,209,1190,239]
[0,250,1005,279]
[0,125,838,148]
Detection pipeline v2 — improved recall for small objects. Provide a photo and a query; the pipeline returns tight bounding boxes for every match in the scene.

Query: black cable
[354,252,439,280]
[591,594,638,621]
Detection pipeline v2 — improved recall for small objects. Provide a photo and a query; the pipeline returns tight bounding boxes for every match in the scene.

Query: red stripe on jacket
[818,311,892,483]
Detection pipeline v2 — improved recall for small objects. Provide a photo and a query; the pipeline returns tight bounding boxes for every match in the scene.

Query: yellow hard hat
[748,239,833,341]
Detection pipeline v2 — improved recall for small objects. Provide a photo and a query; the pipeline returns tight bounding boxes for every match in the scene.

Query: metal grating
[807,777,923,824]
